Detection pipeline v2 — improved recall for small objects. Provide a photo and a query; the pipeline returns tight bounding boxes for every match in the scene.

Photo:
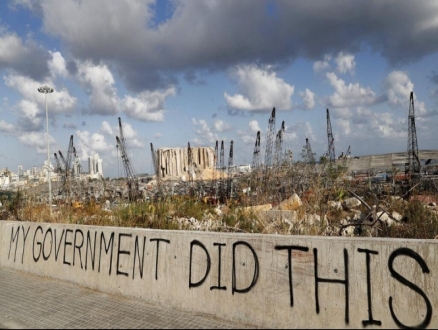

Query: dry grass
[1,170,437,239]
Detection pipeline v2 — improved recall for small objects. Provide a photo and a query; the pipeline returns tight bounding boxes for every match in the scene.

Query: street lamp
[38,85,54,214]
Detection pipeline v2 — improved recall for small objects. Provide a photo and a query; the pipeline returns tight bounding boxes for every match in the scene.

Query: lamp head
[38,85,54,93]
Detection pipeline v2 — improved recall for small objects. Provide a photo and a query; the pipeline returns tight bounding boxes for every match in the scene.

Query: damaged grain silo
[155,146,215,180]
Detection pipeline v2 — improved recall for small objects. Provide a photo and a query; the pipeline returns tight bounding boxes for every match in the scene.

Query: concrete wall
[0,220,437,329]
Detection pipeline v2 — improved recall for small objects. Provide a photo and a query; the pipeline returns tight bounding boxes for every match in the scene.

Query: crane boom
[407,91,420,176]
[116,117,140,202]
[54,153,63,173]
[326,109,335,163]
[252,131,261,170]
[227,140,234,199]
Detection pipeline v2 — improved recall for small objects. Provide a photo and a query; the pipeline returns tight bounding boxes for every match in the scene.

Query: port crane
[116,117,141,202]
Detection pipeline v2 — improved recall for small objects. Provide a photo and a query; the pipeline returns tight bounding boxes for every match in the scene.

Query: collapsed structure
[156,147,215,179]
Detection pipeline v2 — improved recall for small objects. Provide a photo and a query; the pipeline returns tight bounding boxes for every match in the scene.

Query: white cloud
[313,55,331,73]
[0,120,16,133]
[236,129,255,145]
[238,121,262,147]
[332,107,353,120]
[353,107,372,124]
[368,113,405,138]
[76,61,119,115]
[100,121,113,135]
[4,74,77,114]
[17,100,43,131]
[337,119,351,135]
[335,52,355,75]
[48,51,68,78]
[384,71,437,117]
[0,34,27,64]
[75,130,112,161]
[384,71,414,108]
[326,72,376,107]
[299,88,315,110]
[248,120,260,133]
[192,118,218,145]
[18,132,54,154]
[213,119,232,132]
[121,87,176,122]
[303,122,316,142]
[117,121,143,148]
[224,65,294,111]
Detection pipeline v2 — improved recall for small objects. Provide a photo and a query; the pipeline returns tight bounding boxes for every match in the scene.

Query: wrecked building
[156,147,215,179]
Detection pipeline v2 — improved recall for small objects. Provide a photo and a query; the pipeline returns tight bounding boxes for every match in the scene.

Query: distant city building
[88,153,103,179]
[236,164,251,173]
[42,160,54,182]
[0,173,10,188]
[11,173,19,182]
[18,165,23,177]
[73,156,81,177]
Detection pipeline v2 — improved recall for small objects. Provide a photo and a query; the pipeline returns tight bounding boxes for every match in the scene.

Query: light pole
[38,85,54,214]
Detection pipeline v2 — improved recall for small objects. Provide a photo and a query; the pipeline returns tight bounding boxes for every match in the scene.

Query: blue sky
[1,0,438,178]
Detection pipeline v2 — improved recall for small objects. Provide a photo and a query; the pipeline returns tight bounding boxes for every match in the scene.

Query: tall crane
[227,140,234,199]
[54,153,63,194]
[252,131,261,170]
[305,138,316,164]
[274,121,285,167]
[187,142,194,193]
[326,109,335,163]
[116,117,140,202]
[219,141,225,202]
[211,141,218,197]
[58,150,70,196]
[407,91,420,176]
[264,107,276,168]
[54,153,63,174]
[343,145,351,168]
[66,135,74,173]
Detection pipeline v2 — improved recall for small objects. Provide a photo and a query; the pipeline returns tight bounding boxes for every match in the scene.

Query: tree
[319,156,328,164]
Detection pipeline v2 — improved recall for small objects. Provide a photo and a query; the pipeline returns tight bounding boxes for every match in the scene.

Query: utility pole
[38,85,54,215]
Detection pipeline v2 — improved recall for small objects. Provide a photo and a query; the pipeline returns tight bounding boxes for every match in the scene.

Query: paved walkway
[0,268,259,329]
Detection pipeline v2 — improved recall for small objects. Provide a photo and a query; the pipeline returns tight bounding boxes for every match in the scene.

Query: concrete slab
[1,221,437,328]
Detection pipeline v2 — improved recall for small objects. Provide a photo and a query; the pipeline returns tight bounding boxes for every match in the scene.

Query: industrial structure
[264,107,276,169]
[226,140,234,199]
[154,146,215,179]
[304,138,316,164]
[252,131,261,170]
[274,121,285,167]
[407,91,421,177]
[116,117,140,202]
[2,91,437,207]
[326,108,336,163]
